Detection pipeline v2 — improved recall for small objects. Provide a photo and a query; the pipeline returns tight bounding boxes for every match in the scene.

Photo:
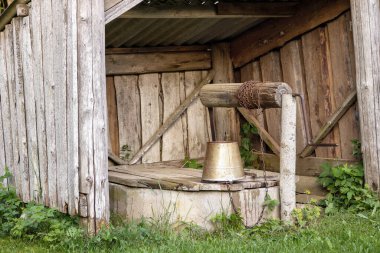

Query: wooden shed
[0,0,379,231]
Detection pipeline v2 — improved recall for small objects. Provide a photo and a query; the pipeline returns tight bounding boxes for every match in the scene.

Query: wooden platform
[109,161,280,230]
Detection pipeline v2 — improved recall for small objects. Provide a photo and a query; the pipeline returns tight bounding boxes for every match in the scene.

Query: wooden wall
[237,12,359,159]
[0,0,108,232]
[107,70,212,163]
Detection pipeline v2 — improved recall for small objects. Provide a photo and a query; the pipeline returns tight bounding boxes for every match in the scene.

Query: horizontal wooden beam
[118,4,297,19]
[254,152,358,177]
[106,51,211,75]
[0,0,29,31]
[105,45,210,55]
[217,2,298,17]
[231,0,350,68]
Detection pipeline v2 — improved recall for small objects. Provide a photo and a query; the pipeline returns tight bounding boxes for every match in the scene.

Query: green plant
[210,212,245,232]
[240,122,258,166]
[183,157,203,169]
[351,139,362,160]
[291,202,321,227]
[263,193,279,212]
[318,163,380,214]
[0,168,23,236]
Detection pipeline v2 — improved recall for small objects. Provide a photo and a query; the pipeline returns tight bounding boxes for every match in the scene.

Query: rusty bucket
[201,141,245,182]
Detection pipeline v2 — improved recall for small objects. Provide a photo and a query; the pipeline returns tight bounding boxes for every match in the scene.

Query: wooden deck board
[109,162,279,192]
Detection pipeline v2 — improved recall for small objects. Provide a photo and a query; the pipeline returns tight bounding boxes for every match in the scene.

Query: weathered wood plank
[280,40,309,154]
[114,75,141,161]
[212,43,239,142]
[179,72,189,157]
[106,76,120,157]
[129,71,215,164]
[327,12,359,159]
[105,45,209,55]
[0,31,13,186]
[162,72,186,161]
[231,0,351,68]
[13,17,30,202]
[105,0,143,24]
[41,0,57,207]
[30,0,48,206]
[66,0,79,215]
[260,51,283,145]
[185,71,209,158]
[350,0,380,193]
[138,74,161,163]
[21,16,40,202]
[217,2,297,17]
[92,0,109,231]
[302,27,341,158]
[0,83,6,185]
[4,24,20,196]
[106,51,211,75]
[253,152,358,177]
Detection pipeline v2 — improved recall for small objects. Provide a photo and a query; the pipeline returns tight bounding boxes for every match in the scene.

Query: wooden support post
[279,94,296,222]
[211,43,240,142]
[350,0,380,194]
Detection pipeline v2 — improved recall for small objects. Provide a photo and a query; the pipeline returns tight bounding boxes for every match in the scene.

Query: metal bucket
[201,141,245,182]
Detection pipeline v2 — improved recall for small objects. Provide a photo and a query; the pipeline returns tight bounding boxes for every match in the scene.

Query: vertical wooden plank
[185,71,209,158]
[327,12,359,159]
[41,0,57,207]
[280,40,309,153]
[212,43,240,142]
[106,77,120,156]
[0,88,6,184]
[302,27,341,158]
[13,18,30,202]
[179,72,189,157]
[139,73,161,163]
[4,24,20,196]
[78,0,94,231]
[162,72,185,161]
[91,0,109,230]
[53,0,69,212]
[114,75,141,162]
[350,0,380,193]
[66,0,79,216]
[21,16,40,202]
[30,0,48,206]
[0,31,13,186]
[260,51,283,145]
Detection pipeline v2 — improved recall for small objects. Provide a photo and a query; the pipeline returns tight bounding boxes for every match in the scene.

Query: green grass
[1,211,380,253]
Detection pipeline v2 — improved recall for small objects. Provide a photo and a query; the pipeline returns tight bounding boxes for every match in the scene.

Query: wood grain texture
[139,74,161,163]
[30,0,48,206]
[350,0,380,193]
[41,0,57,207]
[21,16,40,203]
[4,24,20,197]
[327,12,359,159]
[212,43,239,142]
[231,0,351,68]
[302,27,341,158]
[115,75,141,161]
[217,2,297,17]
[66,0,79,215]
[106,77,120,156]
[105,0,143,24]
[260,51,283,145]
[280,40,309,153]
[162,72,186,161]
[185,71,210,158]
[13,18,30,202]
[0,31,13,186]
[106,51,211,75]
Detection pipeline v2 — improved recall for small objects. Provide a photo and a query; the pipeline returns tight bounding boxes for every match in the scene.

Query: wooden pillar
[211,43,240,141]
[350,0,380,194]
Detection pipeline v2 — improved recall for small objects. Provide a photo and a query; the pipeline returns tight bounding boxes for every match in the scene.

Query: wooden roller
[200,82,292,109]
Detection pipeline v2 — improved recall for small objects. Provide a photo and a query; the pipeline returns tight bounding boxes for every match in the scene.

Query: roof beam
[217,2,298,17]
[105,0,143,24]
[118,4,297,19]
